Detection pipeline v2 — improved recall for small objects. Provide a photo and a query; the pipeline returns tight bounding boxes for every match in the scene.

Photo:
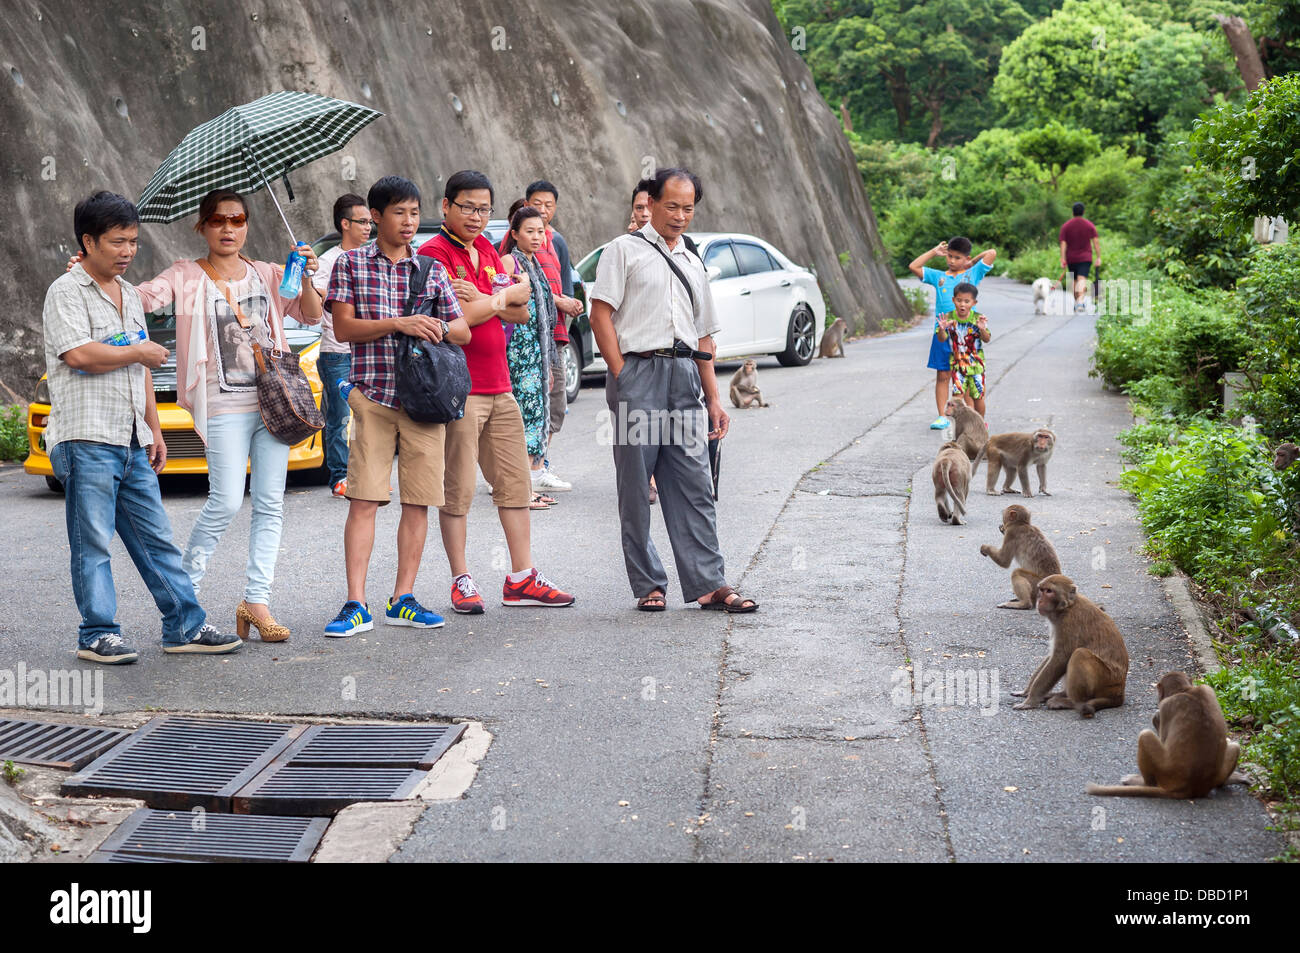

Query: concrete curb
[1160,572,1222,675]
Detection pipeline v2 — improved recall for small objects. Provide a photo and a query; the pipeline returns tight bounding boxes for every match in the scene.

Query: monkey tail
[971,444,987,476]
[943,467,966,518]
[1085,783,1175,798]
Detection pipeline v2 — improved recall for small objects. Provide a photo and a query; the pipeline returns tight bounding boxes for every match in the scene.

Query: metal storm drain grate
[235,766,428,816]
[0,717,130,769]
[289,723,466,769]
[90,808,327,863]
[62,717,303,812]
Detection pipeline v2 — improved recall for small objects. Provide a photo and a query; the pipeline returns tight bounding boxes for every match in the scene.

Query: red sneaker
[450,573,485,614]
[502,569,574,607]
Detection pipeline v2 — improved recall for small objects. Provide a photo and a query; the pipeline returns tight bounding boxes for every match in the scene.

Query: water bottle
[338,380,355,400]
[279,247,306,298]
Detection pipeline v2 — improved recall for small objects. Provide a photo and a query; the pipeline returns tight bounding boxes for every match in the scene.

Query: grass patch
[0,405,27,462]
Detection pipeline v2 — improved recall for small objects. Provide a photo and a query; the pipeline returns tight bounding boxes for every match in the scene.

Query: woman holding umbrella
[132,189,323,642]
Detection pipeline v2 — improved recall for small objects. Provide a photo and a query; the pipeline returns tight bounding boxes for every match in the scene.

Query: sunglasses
[203,213,248,228]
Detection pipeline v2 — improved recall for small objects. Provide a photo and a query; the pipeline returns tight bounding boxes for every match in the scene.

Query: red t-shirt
[541,228,570,345]
[1059,217,1098,264]
[418,229,512,395]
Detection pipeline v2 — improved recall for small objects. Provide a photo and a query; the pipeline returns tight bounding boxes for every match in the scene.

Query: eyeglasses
[203,213,248,228]
[346,217,373,228]
[451,201,493,218]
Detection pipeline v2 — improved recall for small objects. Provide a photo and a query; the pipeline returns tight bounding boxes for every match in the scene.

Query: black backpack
[393,256,472,423]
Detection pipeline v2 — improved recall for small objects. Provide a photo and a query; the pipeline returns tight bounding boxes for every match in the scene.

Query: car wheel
[564,336,582,404]
[776,305,817,367]
[46,476,64,494]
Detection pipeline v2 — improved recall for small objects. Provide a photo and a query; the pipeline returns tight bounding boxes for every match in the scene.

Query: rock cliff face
[0,0,905,394]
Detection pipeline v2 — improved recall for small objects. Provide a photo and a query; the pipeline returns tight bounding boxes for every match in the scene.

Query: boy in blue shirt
[909,236,996,429]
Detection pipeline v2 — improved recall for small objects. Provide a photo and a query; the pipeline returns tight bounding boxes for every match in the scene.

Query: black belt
[625,340,712,361]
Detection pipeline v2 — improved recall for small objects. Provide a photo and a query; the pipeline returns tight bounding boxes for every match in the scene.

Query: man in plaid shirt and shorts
[322,176,489,637]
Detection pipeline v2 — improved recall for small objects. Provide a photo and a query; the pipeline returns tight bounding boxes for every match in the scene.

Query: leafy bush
[1235,243,1300,443]
[1056,147,1149,235]
[1120,421,1298,623]
[1207,657,1300,802]
[0,405,27,462]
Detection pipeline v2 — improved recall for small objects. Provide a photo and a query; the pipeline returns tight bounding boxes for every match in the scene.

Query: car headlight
[34,378,50,404]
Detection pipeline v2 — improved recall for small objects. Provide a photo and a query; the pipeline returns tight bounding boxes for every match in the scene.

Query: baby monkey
[729,359,770,408]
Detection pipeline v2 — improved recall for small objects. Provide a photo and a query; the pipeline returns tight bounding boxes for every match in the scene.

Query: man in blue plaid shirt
[321,176,479,637]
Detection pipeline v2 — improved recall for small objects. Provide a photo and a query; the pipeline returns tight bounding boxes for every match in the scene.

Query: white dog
[1032,277,1062,314]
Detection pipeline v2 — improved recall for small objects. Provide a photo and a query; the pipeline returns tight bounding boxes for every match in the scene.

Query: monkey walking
[818,317,847,358]
[728,360,769,408]
[979,504,1061,609]
[1087,672,1249,798]
[1012,574,1128,718]
[945,397,987,462]
[973,427,1056,497]
[931,441,971,525]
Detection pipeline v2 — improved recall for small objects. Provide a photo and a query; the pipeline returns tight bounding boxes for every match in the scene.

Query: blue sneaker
[385,593,445,628]
[930,416,951,430]
[325,600,373,638]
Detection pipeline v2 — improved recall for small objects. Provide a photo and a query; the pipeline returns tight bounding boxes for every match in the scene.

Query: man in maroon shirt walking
[1059,203,1100,313]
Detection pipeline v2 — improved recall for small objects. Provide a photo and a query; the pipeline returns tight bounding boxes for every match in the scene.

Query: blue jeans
[317,351,352,485]
[51,438,206,648]
[182,411,290,604]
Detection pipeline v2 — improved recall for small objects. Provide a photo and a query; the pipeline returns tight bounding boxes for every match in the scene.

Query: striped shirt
[42,264,151,451]
[589,222,720,354]
[324,242,463,410]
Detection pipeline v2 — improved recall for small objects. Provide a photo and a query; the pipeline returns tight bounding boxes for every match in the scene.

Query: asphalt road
[0,276,1279,862]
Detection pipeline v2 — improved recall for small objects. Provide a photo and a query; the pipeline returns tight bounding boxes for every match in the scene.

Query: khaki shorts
[441,392,532,516]
[345,388,445,507]
[548,360,567,435]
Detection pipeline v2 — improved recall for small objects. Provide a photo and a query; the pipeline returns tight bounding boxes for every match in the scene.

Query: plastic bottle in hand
[76,328,147,374]
[279,247,306,297]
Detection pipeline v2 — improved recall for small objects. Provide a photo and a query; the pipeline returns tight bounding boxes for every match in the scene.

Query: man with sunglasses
[313,193,371,496]
[418,170,574,614]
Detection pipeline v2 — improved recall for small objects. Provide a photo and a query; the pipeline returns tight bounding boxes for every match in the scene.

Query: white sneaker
[534,469,572,492]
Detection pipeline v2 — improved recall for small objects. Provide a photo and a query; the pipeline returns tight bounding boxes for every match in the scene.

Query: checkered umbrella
[136,90,383,240]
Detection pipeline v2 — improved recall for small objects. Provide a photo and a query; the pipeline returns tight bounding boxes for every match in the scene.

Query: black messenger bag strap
[405,255,436,316]
[635,233,695,310]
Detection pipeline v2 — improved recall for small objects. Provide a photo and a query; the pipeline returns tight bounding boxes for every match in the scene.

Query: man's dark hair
[946,236,972,256]
[332,192,367,232]
[368,176,420,215]
[75,191,140,253]
[648,167,703,203]
[444,170,494,205]
[525,179,558,202]
[631,178,654,206]
[953,282,978,299]
[1072,202,1085,216]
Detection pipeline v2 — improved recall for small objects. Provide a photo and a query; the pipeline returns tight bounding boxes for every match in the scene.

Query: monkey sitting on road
[973,427,1056,497]
[931,441,971,525]
[818,317,847,358]
[1087,672,1249,798]
[979,504,1061,609]
[729,360,769,408]
[1012,574,1128,718]
[945,397,987,462]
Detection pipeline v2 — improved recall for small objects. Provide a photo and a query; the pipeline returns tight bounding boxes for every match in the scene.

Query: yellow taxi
[24,310,326,491]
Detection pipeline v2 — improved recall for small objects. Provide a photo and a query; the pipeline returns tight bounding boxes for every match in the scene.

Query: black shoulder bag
[393,256,472,423]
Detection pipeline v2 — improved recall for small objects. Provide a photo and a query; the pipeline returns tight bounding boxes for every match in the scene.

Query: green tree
[1015,121,1101,188]
[776,0,1032,146]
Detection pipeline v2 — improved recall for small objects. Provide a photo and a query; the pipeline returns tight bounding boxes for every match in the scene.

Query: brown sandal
[698,586,758,613]
[637,592,667,612]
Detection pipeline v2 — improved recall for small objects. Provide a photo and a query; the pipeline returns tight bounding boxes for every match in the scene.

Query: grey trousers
[606,355,726,602]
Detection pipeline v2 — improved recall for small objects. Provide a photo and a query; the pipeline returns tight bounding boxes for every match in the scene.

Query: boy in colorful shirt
[935,282,991,417]
[908,235,996,429]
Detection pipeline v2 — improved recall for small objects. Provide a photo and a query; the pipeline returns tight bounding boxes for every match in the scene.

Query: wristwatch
[438,319,449,336]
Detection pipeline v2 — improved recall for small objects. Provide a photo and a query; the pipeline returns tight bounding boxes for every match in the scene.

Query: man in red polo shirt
[1059,202,1100,313]
[418,170,574,614]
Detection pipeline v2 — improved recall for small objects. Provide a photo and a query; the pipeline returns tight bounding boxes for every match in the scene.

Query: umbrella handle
[242,146,297,244]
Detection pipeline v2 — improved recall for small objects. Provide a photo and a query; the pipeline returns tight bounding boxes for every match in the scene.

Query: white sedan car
[575,232,826,371]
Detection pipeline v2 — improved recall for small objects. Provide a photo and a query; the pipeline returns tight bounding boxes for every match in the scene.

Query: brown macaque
[979,504,1062,609]
[729,359,769,408]
[973,428,1056,497]
[931,441,971,525]
[818,317,847,358]
[946,397,988,462]
[1274,442,1299,470]
[1087,672,1248,798]
[1012,574,1128,718]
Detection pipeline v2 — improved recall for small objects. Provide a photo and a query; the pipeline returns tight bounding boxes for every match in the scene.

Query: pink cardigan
[135,259,318,442]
